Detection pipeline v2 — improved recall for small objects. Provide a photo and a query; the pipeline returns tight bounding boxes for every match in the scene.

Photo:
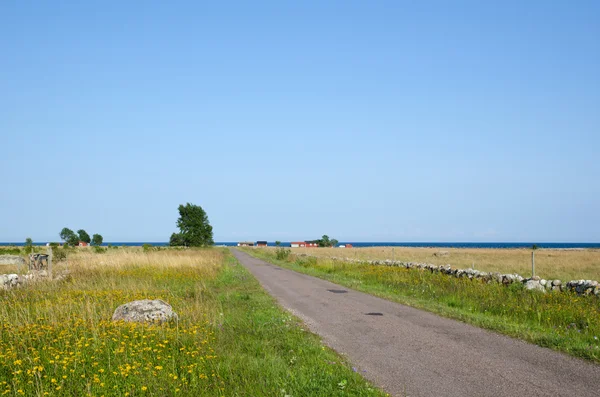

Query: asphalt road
[231,249,600,397]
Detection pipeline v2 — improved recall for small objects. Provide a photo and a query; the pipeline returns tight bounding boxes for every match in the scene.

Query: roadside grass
[244,248,600,363]
[277,246,600,281]
[0,248,385,396]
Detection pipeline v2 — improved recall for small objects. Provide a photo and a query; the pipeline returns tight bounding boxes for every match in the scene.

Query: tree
[275,241,281,247]
[169,232,185,247]
[170,203,214,247]
[60,227,74,242]
[318,235,331,248]
[24,237,33,251]
[311,234,338,247]
[60,227,79,247]
[92,234,103,246]
[77,229,91,244]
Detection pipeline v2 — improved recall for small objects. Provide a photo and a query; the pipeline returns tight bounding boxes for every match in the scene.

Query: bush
[93,246,106,254]
[53,248,67,262]
[142,243,152,252]
[275,247,291,260]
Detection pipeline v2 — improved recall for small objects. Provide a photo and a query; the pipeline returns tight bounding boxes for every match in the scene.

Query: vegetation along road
[231,248,600,397]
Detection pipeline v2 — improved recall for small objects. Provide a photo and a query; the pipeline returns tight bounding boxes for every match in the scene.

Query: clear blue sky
[1,1,599,243]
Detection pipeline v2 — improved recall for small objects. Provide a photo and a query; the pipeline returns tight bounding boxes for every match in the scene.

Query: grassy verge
[0,248,385,396]
[274,246,600,281]
[244,248,600,363]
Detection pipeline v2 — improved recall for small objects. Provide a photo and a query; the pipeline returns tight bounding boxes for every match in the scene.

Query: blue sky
[1,1,599,243]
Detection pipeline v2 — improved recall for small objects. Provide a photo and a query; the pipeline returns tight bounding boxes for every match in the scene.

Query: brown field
[261,246,600,281]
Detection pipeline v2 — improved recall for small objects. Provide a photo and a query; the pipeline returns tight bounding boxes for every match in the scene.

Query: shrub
[275,247,291,260]
[142,243,152,252]
[93,246,106,254]
[53,248,67,262]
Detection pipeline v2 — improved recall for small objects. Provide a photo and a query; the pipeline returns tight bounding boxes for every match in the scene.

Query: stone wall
[296,254,600,297]
[0,271,68,290]
[0,255,26,266]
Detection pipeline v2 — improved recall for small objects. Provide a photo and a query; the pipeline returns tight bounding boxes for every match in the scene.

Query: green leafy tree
[77,229,91,244]
[24,237,33,251]
[169,232,185,247]
[275,241,281,247]
[92,234,103,246]
[60,227,79,246]
[170,203,214,247]
[311,235,338,247]
[318,235,331,247]
[60,227,74,242]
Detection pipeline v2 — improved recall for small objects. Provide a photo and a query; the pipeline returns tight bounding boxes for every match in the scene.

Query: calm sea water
[3,242,600,249]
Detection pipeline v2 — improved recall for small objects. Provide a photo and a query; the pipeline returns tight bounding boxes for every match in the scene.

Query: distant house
[256,241,268,247]
[345,244,353,248]
[78,241,89,247]
[237,242,254,247]
[290,242,318,248]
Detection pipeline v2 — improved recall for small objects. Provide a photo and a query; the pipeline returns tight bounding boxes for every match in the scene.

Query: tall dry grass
[263,246,600,281]
[63,247,222,272]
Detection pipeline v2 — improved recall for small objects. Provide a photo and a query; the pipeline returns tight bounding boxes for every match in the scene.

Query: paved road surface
[231,249,600,397]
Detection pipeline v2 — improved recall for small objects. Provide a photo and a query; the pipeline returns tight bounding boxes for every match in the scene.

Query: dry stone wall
[0,255,26,266]
[296,254,600,297]
[1,271,68,290]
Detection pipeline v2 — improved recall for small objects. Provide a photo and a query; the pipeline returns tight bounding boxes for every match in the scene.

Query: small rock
[524,279,546,293]
[112,299,178,323]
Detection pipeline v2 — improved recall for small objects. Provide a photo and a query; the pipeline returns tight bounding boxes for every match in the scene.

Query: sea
[2,242,600,249]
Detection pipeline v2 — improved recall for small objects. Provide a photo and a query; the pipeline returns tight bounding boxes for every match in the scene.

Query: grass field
[274,246,600,281]
[245,248,600,362]
[0,248,385,396]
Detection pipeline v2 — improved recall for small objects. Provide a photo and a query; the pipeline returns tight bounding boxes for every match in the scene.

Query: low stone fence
[296,254,600,297]
[1,271,69,290]
[0,255,26,266]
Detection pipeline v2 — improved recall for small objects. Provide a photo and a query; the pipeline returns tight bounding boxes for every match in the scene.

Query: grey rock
[0,255,26,266]
[524,279,546,293]
[112,299,178,323]
[0,273,20,289]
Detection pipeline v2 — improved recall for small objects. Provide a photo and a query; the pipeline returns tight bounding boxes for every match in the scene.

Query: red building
[290,242,318,248]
